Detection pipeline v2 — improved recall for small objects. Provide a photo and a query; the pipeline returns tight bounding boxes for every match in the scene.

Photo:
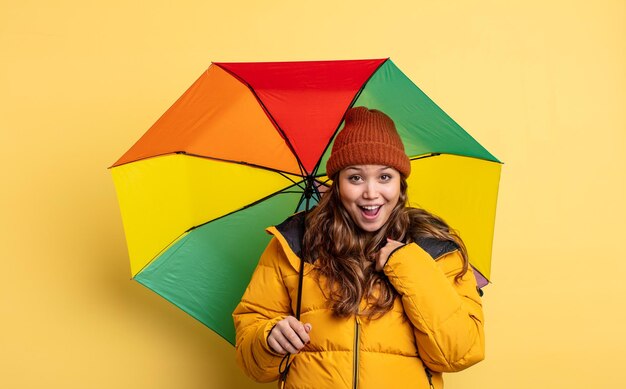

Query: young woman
[233,107,485,389]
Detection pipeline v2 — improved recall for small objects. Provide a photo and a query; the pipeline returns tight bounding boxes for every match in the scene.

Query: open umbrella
[110,58,501,345]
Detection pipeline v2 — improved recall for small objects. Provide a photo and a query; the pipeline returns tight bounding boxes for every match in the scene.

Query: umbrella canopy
[110,58,501,345]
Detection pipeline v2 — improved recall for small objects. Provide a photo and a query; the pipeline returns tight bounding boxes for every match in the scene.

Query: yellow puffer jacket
[233,215,485,389]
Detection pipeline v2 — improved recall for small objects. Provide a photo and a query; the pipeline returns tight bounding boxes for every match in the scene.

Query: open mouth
[359,205,382,218]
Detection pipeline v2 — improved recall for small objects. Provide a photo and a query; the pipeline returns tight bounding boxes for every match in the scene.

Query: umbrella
[110,58,501,345]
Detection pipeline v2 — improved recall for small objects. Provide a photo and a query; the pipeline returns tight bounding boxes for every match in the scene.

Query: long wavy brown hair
[303,176,469,319]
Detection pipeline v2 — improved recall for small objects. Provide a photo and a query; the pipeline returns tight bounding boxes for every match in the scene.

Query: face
[337,165,402,233]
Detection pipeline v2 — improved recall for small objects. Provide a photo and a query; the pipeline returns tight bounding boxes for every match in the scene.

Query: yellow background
[2,1,624,388]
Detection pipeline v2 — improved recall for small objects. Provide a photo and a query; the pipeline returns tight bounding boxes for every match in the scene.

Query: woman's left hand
[376,238,405,272]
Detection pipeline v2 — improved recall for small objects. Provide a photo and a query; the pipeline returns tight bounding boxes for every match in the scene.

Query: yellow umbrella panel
[406,154,501,283]
[111,155,299,277]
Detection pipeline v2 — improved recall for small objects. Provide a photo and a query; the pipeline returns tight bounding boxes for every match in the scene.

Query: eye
[380,173,393,181]
[347,175,362,182]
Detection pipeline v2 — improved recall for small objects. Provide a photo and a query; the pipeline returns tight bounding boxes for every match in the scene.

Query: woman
[233,107,485,389]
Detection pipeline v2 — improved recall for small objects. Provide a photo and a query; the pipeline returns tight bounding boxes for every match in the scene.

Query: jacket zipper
[353,318,360,389]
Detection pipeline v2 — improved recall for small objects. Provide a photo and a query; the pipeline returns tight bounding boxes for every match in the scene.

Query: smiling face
[337,165,402,233]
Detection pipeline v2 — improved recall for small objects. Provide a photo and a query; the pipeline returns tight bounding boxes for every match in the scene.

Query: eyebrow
[343,166,394,172]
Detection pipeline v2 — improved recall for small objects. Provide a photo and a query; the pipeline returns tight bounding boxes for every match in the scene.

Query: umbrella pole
[280,176,315,386]
[295,175,314,319]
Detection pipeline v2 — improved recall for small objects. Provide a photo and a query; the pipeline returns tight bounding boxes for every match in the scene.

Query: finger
[377,240,404,270]
[304,323,312,333]
[376,248,390,272]
[287,318,311,344]
[284,327,306,350]
[291,324,310,344]
[273,329,301,354]
[267,336,286,355]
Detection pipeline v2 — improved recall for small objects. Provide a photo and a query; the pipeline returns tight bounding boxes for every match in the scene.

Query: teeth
[361,205,380,210]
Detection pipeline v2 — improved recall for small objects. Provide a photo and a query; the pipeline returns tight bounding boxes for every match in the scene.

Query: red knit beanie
[326,106,411,178]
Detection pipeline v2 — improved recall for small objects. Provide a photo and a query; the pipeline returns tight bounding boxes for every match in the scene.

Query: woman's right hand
[267,316,312,355]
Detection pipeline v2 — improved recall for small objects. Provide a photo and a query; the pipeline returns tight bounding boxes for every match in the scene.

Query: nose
[362,182,379,199]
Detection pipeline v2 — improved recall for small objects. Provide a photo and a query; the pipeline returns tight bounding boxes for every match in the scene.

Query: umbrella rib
[134,182,305,277]
[293,179,324,214]
[409,152,504,165]
[132,232,191,278]
[316,176,332,185]
[278,171,303,187]
[213,63,309,177]
[295,193,305,213]
[112,151,305,176]
[187,183,304,232]
[309,58,390,178]
[410,153,441,161]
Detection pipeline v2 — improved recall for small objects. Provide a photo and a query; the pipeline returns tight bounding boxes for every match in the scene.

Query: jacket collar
[266,211,310,272]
